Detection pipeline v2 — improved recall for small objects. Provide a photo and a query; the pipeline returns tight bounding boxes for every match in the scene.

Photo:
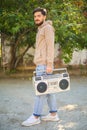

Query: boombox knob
[37,82,47,93]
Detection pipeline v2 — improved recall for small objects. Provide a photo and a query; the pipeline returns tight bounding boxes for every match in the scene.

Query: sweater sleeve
[44,25,54,68]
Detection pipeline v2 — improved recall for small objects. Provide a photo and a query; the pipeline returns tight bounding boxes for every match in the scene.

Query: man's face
[34,11,46,26]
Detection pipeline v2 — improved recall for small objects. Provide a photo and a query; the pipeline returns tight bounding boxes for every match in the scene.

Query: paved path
[0,76,87,130]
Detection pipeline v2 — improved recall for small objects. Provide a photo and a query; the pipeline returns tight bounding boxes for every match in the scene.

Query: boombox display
[33,68,70,95]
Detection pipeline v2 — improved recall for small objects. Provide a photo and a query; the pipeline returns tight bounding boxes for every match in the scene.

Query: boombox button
[63,73,68,77]
[35,76,41,81]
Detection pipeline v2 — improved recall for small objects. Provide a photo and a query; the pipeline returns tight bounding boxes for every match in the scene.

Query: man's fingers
[46,68,52,73]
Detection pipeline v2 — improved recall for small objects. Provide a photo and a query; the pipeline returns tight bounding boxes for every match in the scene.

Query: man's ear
[44,15,46,20]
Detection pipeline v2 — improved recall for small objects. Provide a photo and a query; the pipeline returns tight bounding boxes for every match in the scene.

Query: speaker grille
[37,82,47,93]
[59,79,69,90]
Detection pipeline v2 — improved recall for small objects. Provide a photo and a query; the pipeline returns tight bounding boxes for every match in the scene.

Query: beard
[35,20,44,26]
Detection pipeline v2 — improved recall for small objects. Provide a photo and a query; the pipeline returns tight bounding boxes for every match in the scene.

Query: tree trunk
[9,44,16,70]
[9,44,31,70]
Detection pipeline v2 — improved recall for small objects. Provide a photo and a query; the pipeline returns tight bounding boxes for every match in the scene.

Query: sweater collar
[38,20,52,30]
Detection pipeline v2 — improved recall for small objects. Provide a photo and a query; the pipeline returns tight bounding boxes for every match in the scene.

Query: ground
[0,76,87,130]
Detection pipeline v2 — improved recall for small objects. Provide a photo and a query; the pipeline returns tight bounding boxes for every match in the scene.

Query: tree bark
[9,43,16,70]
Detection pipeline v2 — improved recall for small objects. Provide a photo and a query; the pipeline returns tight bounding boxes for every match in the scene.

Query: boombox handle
[33,68,67,76]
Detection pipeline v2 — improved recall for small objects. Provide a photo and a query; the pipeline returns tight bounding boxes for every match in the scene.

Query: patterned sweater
[34,20,54,68]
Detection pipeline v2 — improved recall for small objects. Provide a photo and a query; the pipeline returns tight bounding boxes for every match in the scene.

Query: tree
[0,0,37,69]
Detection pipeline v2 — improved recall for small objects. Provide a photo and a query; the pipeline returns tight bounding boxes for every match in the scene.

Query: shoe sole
[41,118,60,122]
[22,121,41,127]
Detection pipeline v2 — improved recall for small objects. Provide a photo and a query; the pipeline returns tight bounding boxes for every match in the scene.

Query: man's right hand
[46,67,53,74]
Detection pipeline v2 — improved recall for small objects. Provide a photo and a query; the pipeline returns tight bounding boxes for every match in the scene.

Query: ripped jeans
[33,65,57,117]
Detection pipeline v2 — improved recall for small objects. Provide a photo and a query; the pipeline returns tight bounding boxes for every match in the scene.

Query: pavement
[0,76,87,130]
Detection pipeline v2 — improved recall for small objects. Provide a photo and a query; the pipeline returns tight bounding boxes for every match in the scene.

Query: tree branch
[15,28,30,49]
[14,44,31,68]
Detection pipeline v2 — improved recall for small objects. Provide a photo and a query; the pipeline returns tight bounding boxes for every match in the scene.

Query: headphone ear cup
[37,82,47,93]
[59,79,69,90]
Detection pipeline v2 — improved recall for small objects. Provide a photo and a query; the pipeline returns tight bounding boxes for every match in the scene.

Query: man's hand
[46,67,53,74]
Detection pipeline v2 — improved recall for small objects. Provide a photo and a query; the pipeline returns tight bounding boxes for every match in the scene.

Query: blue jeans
[33,65,57,117]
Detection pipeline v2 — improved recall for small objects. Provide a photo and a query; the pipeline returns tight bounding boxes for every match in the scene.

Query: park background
[0,0,87,77]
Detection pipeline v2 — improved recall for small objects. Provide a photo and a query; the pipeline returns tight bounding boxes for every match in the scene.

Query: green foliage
[0,0,87,67]
[44,0,87,62]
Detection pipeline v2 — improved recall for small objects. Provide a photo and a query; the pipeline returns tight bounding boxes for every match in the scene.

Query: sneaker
[22,115,41,126]
[41,113,59,122]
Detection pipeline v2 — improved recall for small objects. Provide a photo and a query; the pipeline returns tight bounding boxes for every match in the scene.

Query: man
[22,7,59,127]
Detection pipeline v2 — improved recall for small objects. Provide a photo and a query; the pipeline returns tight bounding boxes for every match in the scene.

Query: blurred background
[0,0,87,77]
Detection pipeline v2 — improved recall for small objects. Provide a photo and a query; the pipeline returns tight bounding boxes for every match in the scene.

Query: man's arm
[44,25,54,73]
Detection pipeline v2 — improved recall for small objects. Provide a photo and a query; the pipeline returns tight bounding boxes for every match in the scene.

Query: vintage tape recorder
[33,68,70,95]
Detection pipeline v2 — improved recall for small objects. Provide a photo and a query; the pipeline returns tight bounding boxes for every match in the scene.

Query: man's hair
[33,7,47,16]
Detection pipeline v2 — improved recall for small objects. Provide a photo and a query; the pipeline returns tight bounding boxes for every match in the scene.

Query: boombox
[32,68,70,95]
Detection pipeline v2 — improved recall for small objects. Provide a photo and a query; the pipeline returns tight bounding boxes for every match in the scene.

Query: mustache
[35,20,40,22]
[35,21,44,26]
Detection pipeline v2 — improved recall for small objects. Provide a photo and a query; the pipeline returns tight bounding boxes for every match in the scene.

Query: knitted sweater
[34,20,54,68]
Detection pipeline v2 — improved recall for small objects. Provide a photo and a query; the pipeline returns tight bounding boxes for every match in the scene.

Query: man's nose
[34,17,38,20]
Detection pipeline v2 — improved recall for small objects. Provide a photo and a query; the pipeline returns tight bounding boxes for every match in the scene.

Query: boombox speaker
[32,68,70,95]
